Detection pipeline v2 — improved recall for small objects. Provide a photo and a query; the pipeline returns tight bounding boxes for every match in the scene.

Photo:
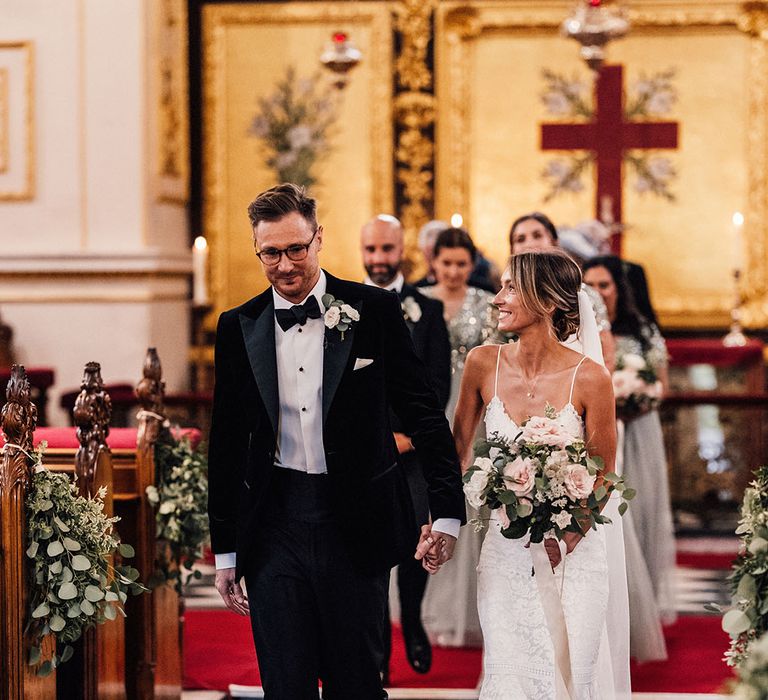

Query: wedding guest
[583,255,676,631]
[420,227,503,647]
[509,212,615,369]
[360,215,452,680]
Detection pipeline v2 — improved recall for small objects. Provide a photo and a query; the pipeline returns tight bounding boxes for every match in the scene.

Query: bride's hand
[544,531,583,568]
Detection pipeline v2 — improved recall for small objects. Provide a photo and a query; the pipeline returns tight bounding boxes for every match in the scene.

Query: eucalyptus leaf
[38,660,53,677]
[46,541,65,557]
[28,646,41,665]
[85,585,105,602]
[66,603,81,618]
[53,516,71,533]
[723,609,752,635]
[618,502,628,516]
[58,582,78,601]
[49,615,66,632]
[31,602,50,619]
[118,543,135,558]
[104,604,117,621]
[622,488,637,500]
[63,537,81,552]
[60,645,74,664]
[49,561,62,575]
[26,541,39,558]
[71,555,91,571]
[80,600,95,616]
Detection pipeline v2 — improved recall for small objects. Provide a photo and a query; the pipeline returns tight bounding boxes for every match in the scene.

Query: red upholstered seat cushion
[666,338,765,367]
[3,426,200,451]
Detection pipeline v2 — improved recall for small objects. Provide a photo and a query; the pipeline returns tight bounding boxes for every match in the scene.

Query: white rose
[340,304,360,322]
[551,510,572,529]
[622,353,646,371]
[562,463,596,500]
[464,469,489,508]
[502,456,536,497]
[473,457,494,473]
[611,370,635,399]
[324,306,341,328]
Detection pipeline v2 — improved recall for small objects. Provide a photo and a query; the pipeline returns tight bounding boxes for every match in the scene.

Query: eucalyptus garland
[713,466,768,668]
[25,447,145,675]
[146,429,209,593]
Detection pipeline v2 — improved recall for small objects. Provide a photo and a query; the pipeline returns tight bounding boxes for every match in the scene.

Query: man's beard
[365,263,400,287]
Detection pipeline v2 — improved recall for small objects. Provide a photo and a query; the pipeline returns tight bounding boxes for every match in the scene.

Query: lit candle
[732,211,744,272]
[192,236,209,306]
[450,213,463,228]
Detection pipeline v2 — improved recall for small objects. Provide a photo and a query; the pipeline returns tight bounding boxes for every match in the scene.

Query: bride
[451,250,630,699]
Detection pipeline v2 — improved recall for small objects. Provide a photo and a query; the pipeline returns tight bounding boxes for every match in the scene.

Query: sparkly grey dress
[616,323,677,626]
[420,286,501,647]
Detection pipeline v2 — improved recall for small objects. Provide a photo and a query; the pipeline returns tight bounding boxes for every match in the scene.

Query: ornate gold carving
[394,0,438,275]
[73,362,112,493]
[154,0,189,203]
[0,42,34,201]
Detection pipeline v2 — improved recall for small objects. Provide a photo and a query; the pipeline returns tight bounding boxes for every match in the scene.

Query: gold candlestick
[723,269,748,347]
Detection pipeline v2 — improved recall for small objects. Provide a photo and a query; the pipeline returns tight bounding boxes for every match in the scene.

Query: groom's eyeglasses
[256,230,318,266]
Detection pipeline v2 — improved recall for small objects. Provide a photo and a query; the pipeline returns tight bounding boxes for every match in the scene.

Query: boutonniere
[321,294,360,340]
[401,296,422,323]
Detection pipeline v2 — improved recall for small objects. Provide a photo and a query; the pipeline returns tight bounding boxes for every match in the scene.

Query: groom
[208,184,465,699]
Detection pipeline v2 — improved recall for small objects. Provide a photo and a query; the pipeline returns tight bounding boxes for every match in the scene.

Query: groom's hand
[215,568,250,616]
[414,524,457,574]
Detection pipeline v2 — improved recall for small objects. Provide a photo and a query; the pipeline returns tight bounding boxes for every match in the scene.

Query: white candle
[192,236,209,306]
[732,211,744,272]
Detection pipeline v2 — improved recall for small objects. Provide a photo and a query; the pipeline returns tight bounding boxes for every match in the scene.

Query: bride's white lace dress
[477,352,610,699]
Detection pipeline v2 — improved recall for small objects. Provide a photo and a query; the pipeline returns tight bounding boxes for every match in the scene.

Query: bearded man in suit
[208,184,465,699]
[360,215,452,681]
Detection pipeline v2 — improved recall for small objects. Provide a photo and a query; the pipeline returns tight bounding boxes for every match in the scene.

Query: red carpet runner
[183,610,735,692]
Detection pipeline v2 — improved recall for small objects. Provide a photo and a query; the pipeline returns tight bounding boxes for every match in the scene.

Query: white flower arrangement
[25,443,145,675]
[321,294,359,340]
[463,404,634,542]
[612,352,663,421]
[249,66,338,189]
[541,68,678,202]
[147,430,210,593]
[709,466,768,670]
[401,296,422,323]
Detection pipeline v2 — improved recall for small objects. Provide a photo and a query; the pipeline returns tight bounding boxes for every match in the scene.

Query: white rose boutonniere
[401,296,422,323]
[321,294,360,340]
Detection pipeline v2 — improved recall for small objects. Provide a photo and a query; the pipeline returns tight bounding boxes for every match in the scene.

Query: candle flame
[450,213,463,228]
[194,236,208,251]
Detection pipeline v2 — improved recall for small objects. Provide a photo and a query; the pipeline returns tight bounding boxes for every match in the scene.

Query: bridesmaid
[420,227,503,647]
[584,255,676,653]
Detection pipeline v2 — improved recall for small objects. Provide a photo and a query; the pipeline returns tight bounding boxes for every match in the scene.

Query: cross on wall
[540,65,679,253]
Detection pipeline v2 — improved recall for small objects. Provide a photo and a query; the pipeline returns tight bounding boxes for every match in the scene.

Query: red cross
[541,65,678,253]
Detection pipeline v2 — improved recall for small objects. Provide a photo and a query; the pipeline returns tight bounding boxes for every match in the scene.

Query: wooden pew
[0,365,56,700]
[41,349,183,700]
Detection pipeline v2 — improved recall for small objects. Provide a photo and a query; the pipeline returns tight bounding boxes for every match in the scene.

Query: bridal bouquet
[612,352,663,421]
[463,405,634,543]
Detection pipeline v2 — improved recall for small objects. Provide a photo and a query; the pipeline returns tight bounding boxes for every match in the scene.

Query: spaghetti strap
[494,345,503,397]
[568,356,588,404]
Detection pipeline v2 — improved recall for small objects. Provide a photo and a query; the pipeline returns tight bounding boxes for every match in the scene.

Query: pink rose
[502,456,536,496]
[520,416,572,449]
[562,463,596,500]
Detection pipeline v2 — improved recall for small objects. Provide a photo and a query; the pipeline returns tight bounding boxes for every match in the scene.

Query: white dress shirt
[215,273,328,571]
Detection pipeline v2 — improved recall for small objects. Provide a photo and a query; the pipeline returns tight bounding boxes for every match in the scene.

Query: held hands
[414,523,457,574]
[215,567,250,616]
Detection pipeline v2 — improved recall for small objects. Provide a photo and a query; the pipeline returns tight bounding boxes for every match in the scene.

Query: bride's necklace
[520,370,540,399]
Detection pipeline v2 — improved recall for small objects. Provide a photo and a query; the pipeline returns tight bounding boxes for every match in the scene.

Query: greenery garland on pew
[25,444,146,675]
[146,428,210,594]
[714,466,768,669]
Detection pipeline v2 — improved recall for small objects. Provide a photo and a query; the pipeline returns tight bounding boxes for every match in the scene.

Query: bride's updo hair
[509,250,582,342]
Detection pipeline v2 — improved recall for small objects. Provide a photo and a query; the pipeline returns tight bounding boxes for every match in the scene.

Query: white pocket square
[353,358,374,371]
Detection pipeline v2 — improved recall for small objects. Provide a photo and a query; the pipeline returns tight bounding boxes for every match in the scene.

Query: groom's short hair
[247,183,318,230]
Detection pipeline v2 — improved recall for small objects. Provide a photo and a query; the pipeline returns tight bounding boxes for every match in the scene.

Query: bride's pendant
[527,391,534,399]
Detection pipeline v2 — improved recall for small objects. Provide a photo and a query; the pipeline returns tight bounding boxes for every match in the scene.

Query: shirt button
[298,328,303,333]
[301,407,307,412]
[299,367,304,372]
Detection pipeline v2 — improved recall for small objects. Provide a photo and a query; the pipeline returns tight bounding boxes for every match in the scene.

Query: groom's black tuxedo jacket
[207,272,465,578]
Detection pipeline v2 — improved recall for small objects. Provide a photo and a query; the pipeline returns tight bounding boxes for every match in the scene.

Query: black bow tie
[275,295,322,332]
